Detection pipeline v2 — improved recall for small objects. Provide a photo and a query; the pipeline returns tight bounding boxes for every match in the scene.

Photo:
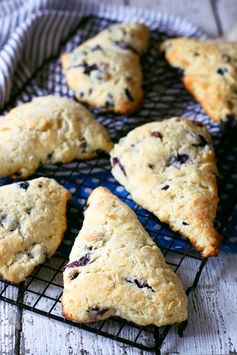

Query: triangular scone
[110,117,222,257]
[61,23,149,114]
[0,178,70,283]
[161,38,237,123]
[0,96,113,178]
[62,187,187,327]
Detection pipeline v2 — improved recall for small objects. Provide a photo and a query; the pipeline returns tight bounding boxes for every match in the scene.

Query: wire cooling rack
[1,15,237,354]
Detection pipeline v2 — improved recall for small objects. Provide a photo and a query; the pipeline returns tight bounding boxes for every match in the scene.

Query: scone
[0,177,70,283]
[0,95,113,178]
[62,187,188,327]
[61,23,149,114]
[110,117,222,257]
[161,38,237,123]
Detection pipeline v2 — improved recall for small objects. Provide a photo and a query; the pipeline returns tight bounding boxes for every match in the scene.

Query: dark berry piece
[68,270,79,280]
[91,44,103,52]
[192,134,207,148]
[18,182,29,190]
[79,92,84,98]
[151,131,162,139]
[182,221,189,226]
[112,157,127,177]
[161,185,169,190]
[38,183,42,188]
[125,88,134,102]
[66,254,91,268]
[86,246,93,251]
[148,163,154,169]
[0,214,7,226]
[126,278,155,293]
[80,63,98,75]
[88,88,93,95]
[193,52,200,57]
[87,306,109,319]
[80,139,87,154]
[15,171,22,178]
[168,153,189,168]
[47,152,53,161]
[105,93,114,109]
[217,67,228,75]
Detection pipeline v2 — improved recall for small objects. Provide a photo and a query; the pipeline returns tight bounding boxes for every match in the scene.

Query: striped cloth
[0,0,202,109]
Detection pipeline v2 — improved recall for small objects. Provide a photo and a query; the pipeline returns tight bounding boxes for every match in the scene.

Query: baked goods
[161,38,237,123]
[0,177,70,283]
[62,187,188,327]
[110,117,222,257]
[61,23,149,114]
[0,95,113,178]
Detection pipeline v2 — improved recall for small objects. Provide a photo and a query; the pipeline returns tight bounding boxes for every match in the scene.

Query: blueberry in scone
[161,38,237,123]
[110,117,222,257]
[61,23,149,114]
[0,177,71,283]
[0,96,113,178]
[62,187,187,326]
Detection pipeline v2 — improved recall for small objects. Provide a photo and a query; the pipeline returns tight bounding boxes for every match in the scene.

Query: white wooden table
[1,1,237,354]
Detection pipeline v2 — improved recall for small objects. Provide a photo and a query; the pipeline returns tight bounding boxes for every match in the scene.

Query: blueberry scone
[61,23,149,114]
[161,38,237,123]
[62,187,188,327]
[110,117,222,257]
[0,95,113,178]
[0,177,70,283]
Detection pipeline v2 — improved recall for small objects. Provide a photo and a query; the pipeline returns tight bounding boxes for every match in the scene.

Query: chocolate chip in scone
[126,278,155,293]
[161,184,169,190]
[193,52,200,57]
[87,306,109,319]
[18,182,29,190]
[124,88,134,102]
[66,254,91,268]
[112,157,127,177]
[25,208,32,215]
[217,67,228,75]
[192,134,208,148]
[91,44,103,52]
[151,131,163,139]
[168,153,190,168]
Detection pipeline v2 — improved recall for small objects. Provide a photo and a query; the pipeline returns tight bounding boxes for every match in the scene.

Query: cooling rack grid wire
[0,16,237,353]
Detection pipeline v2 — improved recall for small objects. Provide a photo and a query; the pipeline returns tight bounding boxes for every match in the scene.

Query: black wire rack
[0,16,237,354]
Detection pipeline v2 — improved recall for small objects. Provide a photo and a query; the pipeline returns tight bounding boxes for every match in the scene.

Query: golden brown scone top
[110,117,222,257]
[0,95,113,178]
[161,38,237,123]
